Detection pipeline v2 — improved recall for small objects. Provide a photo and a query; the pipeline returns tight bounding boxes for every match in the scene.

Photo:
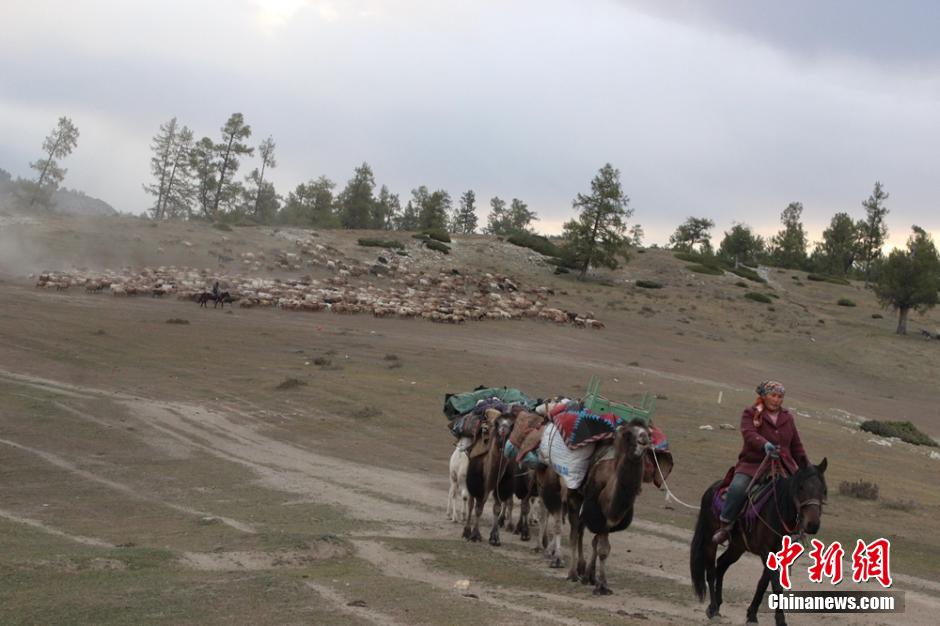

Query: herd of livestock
[32,235,606,326]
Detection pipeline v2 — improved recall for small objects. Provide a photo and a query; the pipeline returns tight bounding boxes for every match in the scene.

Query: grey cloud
[618,0,940,69]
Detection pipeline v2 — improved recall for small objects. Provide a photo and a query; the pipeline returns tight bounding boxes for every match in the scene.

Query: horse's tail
[690,484,715,602]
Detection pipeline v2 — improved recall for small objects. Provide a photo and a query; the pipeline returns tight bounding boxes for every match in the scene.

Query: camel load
[444,378,677,593]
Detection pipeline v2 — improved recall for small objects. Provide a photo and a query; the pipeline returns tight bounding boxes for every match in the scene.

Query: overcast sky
[2,0,938,248]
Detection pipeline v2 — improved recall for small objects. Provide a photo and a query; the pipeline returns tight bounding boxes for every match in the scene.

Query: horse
[690,458,828,626]
[197,291,233,309]
[196,292,217,308]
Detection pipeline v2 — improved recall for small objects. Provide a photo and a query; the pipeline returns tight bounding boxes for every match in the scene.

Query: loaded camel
[537,418,652,595]
[463,410,515,545]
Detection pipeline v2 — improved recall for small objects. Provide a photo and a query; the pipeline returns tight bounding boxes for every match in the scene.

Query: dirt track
[2,363,937,625]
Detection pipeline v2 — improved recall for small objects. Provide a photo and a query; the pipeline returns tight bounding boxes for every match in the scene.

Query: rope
[652,448,700,510]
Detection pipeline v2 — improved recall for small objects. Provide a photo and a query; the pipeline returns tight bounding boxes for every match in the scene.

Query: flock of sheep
[33,234,605,327]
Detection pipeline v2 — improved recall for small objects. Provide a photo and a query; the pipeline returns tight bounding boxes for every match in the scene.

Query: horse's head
[616,418,651,460]
[792,457,828,535]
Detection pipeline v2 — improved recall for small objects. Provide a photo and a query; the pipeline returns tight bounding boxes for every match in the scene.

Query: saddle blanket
[551,400,622,449]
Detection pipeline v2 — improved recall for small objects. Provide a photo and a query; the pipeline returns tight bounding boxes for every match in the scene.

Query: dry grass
[839,479,879,500]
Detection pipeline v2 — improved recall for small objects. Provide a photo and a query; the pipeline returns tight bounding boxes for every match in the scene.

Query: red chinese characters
[766,535,805,590]
[851,538,893,588]
[807,539,845,584]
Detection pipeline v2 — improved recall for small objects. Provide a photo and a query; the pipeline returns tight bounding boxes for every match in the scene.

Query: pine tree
[451,189,478,234]
[629,224,644,247]
[396,200,420,231]
[507,198,537,233]
[419,189,451,231]
[874,226,940,334]
[373,185,400,230]
[770,202,809,269]
[814,212,859,276]
[28,116,79,209]
[280,177,336,227]
[718,223,765,267]
[484,196,508,235]
[250,136,277,221]
[145,118,195,219]
[338,163,376,229]
[669,217,715,252]
[191,137,217,219]
[562,163,633,280]
[210,113,253,217]
[858,181,890,287]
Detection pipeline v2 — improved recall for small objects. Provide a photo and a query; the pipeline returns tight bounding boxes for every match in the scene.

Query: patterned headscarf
[753,380,785,426]
[756,380,786,397]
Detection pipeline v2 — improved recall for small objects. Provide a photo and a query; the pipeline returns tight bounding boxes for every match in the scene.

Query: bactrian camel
[538,418,652,594]
[463,412,515,545]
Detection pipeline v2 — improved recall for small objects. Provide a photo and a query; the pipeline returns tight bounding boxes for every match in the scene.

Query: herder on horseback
[711,380,809,545]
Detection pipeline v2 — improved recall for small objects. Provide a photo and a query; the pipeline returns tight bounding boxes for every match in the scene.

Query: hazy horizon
[2,0,939,249]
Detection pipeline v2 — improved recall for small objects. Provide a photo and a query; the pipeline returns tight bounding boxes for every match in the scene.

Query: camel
[446,438,471,523]
[535,466,567,568]
[463,411,515,545]
[495,465,537,541]
[538,418,651,594]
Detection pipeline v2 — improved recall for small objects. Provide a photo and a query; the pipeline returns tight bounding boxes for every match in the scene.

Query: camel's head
[644,450,674,487]
[615,419,651,460]
[642,425,673,487]
[484,408,515,447]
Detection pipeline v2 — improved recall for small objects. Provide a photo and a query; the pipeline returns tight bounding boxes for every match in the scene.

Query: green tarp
[443,387,537,419]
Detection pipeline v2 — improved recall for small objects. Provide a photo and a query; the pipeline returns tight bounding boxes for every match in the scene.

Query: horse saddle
[715,466,774,513]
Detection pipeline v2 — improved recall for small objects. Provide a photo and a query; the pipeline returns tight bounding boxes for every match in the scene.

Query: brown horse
[463,412,515,545]
[690,458,828,626]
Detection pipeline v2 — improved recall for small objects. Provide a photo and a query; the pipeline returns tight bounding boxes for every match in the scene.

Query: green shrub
[422,228,451,243]
[881,498,918,512]
[807,273,851,285]
[729,266,767,283]
[412,229,451,243]
[424,239,450,254]
[871,313,883,319]
[860,420,938,447]
[839,480,879,501]
[276,377,307,390]
[507,232,561,257]
[358,238,404,249]
[636,280,663,289]
[553,266,570,275]
[687,263,723,275]
[744,292,772,303]
[673,251,701,263]
[548,255,580,270]
[734,281,748,288]
[837,298,856,307]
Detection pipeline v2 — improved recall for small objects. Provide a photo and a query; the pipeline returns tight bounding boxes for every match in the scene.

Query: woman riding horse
[712,380,809,544]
